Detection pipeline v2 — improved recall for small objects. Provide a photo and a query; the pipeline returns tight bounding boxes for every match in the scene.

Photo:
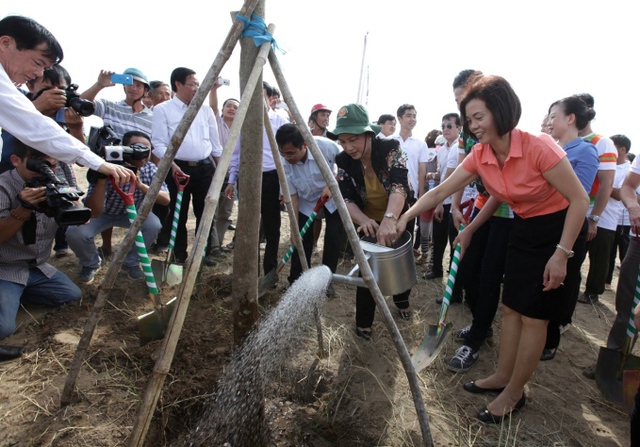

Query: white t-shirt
[394,135,429,198]
[599,161,629,231]
[627,156,640,236]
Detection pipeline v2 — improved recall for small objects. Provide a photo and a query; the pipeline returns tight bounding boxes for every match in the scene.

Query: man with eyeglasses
[424,113,462,280]
[152,67,223,264]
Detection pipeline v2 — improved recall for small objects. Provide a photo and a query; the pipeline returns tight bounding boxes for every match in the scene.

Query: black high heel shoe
[463,380,506,394]
[477,393,526,424]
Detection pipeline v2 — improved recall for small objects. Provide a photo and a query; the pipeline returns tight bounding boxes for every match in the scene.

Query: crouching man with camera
[66,131,170,284]
[0,140,82,347]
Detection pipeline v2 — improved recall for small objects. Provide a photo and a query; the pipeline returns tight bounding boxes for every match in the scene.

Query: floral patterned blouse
[336,135,412,213]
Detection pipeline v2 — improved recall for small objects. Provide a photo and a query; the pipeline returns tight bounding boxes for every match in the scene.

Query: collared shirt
[461,129,568,219]
[599,161,628,231]
[283,137,340,216]
[228,109,288,184]
[563,137,599,193]
[151,96,223,162]
[94,99,154,139]
[86,161,167,216]
[0,169,58,284]
[393,134,429,198]
[215,114,231,148]
[0,64,103,171]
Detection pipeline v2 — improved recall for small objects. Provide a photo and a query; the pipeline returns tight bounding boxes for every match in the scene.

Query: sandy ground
[0,166,637,446]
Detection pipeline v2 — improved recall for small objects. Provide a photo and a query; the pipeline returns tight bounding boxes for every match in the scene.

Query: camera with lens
[24,158,92,226]
[63,84,95,117]
[33,84,95,118]
[86,125,150,183]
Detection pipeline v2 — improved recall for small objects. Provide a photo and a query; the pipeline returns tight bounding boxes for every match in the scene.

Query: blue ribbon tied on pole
[236,13,285,54]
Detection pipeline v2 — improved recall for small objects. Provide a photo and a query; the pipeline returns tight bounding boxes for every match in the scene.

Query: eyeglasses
[280,152,298,159]
[441,123,455,130]
[184,83,200,89]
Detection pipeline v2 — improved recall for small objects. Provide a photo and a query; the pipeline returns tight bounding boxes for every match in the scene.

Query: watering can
[331,231,417,295]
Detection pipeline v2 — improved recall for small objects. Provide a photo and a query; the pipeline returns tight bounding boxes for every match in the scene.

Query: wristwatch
[587,214,600,223]
[383,212,398,221]
[556,244,575,258]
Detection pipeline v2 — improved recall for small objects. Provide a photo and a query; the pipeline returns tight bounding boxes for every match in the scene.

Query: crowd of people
[0,14,639,440]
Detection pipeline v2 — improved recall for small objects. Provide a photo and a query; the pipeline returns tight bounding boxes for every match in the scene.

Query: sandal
[355,327,372,341]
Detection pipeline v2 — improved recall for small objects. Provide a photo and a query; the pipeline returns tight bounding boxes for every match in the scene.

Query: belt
[175,158,212,167]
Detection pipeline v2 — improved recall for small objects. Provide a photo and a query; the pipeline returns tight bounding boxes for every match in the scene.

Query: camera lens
[68,97,95,117]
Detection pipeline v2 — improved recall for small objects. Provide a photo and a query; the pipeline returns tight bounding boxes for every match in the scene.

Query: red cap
[310,103,331,114]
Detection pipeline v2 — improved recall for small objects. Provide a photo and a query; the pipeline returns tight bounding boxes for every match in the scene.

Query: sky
[3,0,638,153]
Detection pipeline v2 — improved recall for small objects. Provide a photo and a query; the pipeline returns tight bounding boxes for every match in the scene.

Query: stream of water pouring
[179,265,333,446]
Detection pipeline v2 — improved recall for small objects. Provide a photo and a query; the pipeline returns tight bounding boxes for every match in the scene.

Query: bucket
[332,231,417,295]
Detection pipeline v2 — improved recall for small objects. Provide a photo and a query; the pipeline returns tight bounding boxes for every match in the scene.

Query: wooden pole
[269,49,434,447]
[60,0,263,408]
[125,15,274,447]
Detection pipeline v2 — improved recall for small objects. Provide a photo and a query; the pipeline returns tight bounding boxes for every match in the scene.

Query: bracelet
[556,244,575,258]
[10,210,31,221]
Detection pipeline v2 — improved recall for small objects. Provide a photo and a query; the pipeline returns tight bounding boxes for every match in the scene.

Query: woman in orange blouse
[398,75,589,423]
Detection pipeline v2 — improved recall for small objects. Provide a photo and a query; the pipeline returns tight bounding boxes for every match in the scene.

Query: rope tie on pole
[236,13,285,53]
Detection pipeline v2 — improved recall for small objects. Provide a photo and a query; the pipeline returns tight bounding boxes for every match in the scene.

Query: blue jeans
[66,212,162,269]
[0,269,81,339]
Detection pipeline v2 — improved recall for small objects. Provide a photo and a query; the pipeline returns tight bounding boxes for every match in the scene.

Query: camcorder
[24,158,92,226]
[34,84,95,117]
[86,125,151,183]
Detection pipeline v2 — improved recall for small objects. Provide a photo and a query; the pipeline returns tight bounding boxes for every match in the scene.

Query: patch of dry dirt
[0,167,636,446]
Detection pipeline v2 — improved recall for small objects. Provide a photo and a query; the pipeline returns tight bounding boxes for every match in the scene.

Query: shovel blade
[258,269,278,298]
[166,264,184,286]
[138,297,177,346]
[596,346,640,409]
[411,322,453,372]
[151,259,166,286]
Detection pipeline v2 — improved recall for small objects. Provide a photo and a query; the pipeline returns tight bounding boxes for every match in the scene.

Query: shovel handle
[278,196,329,270]
[173,171,190,192]
[110,176,137,206]
[110,176,161,301]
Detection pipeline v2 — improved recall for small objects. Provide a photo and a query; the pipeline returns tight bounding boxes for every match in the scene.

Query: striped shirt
[94,99,154,139]
[0,169,58,284]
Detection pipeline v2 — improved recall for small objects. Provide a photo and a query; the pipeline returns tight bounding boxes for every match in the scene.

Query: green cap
[331,103,382,136]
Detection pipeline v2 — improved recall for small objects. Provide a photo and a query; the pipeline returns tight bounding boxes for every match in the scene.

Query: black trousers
[288,207,345,284]
[459,213,512,351]
[159,161,214,260]
[260,170,281,275]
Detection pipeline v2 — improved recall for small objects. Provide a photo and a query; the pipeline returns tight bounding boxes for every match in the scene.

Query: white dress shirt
[151,96,223,161]
[0,64,103,170]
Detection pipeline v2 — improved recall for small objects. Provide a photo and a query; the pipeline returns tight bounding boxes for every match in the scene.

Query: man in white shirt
[152,67,223,263]
[376,114,396,139]
[224,84,288,275]
[425,112,461,280]
[394,104,427,253]
[0,15,130,185]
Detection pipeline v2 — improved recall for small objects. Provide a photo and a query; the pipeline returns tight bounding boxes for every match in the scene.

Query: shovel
[258,196,328,297]
[412,200,474,372]
[151,172,190,288]
[110,177,176,345]
[595,271,640,411]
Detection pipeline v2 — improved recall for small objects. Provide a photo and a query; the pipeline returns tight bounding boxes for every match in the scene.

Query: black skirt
[502,208,570,320]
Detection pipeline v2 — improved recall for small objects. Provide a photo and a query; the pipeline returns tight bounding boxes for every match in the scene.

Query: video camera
[24,158,91,226]
[86,126,151,183]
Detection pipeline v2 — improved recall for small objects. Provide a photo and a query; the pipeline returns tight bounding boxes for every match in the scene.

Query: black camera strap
[16,195,39,245]
[21,213,37,245]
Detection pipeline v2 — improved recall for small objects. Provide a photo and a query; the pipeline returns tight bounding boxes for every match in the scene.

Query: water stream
[179,265,333,446]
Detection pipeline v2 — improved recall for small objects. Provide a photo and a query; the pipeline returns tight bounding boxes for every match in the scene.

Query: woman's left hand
[377,217,398,247]
[542,251,567,291]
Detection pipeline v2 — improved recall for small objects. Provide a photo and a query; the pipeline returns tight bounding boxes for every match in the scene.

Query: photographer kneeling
[66,131,170,284]
[0,140,82,341]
